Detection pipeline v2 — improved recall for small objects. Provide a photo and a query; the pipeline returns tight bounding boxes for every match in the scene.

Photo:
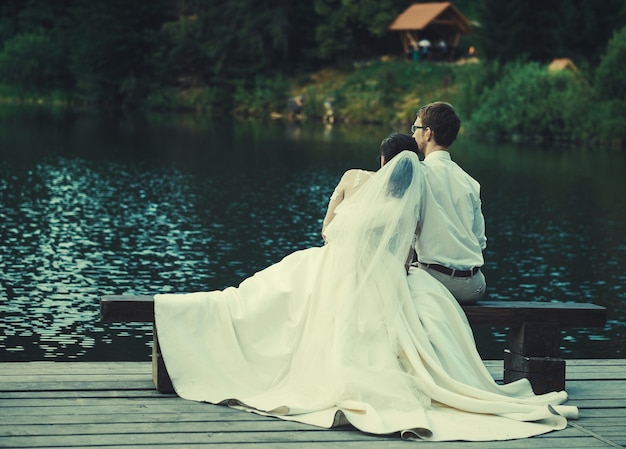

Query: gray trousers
[416,263,486,305]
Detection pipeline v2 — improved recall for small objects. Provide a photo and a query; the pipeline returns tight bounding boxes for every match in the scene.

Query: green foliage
[190,0,317,80]
[70,0,170,106]
[555,0,626,65]
[595,25,626,102]
[295,60,458,125]
[232,75,290,117]
[467,61,594,141]
[145,86,217,113]
[475,1,530,63]
[313,0,413,62]
[150,13,211,87]
[0,29,72,92]
[476,0,626,65]
[0,0,624,149]
[454,61,502,119]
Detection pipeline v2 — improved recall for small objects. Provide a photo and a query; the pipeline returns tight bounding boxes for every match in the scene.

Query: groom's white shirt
[415,151,486,270]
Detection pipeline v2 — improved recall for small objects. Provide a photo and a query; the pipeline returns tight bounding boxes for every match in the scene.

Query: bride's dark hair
[387,156,414,198]
[380,133,418,162]
[380,133,418,198]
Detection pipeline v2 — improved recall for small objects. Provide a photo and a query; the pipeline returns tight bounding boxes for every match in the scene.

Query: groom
[410,102,487,304]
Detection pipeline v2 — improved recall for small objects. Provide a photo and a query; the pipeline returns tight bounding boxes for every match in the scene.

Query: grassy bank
[182,55,625,149]
[2,56,624,149]
[228,57,464,128]
[276,57,624,149]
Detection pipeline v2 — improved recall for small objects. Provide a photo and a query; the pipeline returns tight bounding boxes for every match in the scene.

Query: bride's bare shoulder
[337,169,375,200]
[341,169,374,185]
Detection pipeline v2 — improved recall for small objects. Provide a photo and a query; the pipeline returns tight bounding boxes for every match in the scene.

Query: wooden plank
[2,361,624,449]
[0,373,153,383]
[101,295,154,322]
[19,442,613,449]
[0,380,154,391]
[462,301,607,328]
[0,420,325,436]
[574,399,626,408]
[3,420,589,438]
[581,409,626,418]
[0,410,272,425]
[565,380,626,398]
[0,360,507,381]
[0,403,246,416]
[0,361,152,376]
[0,433,614,449]
[0,429,392,447]
[100,296,607,328]
[566,359,626,366]
[0,389,164,399]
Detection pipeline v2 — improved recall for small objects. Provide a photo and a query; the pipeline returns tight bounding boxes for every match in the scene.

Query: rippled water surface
[1,107,625,361]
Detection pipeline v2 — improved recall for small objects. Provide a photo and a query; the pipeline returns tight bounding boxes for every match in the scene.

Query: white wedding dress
[155,152,577,441]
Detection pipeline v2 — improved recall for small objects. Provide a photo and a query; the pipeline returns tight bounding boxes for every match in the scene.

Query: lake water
[1,106,625,361]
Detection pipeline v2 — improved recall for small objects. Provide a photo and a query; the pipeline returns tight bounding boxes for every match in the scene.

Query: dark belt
[418,262,480,278]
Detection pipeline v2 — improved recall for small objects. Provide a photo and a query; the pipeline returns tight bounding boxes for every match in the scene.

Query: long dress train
[155,151,577,441]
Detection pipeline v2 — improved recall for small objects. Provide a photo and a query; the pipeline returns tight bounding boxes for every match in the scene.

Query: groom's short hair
[418,102,460,148]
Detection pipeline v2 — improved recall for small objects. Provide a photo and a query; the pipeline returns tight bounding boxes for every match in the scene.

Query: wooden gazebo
[388,2,471,60]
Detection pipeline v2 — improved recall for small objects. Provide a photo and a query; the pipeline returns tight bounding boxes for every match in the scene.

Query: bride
[154,134,577,441]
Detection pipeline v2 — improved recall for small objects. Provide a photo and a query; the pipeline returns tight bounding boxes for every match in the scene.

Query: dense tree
[476,0,559,63]
[200,0,314,78]
[595,24,626,101]
[0,0,624,111]
[0,0,25,44]
[313,0,414,63]
[476,0,626,64]
[149,0,213,88]
[475,1,522,62]
[0,30,73,92]
[0,0,77,92]
[555,0,626,65]
[70,0,171,106]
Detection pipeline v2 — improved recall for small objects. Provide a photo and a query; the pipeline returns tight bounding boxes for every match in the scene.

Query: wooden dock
[1,359,625,448]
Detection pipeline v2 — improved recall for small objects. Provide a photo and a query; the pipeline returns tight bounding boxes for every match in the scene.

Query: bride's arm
[321,172,350,243]
[321,169,364,242]
[321,169,375,243]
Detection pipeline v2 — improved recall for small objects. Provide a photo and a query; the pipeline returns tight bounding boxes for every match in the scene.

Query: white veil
[323,149,423,310]
[266,151,428,418]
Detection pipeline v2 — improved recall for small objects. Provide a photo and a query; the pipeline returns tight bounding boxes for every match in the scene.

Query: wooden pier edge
[2,359,626,448]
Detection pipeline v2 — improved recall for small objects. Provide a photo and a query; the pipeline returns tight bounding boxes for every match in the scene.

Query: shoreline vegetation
[2,52,625,150]
[1,2,624,150]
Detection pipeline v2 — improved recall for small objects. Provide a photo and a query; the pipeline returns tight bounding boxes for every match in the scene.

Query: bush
[455,60,502,119]
[232,75,290,117]
[467,61,594,142]
[144,86,217,113]
[594,25,626,101]
[0,30,73,93]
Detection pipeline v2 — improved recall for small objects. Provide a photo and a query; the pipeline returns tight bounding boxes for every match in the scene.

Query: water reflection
[0,107,624,361]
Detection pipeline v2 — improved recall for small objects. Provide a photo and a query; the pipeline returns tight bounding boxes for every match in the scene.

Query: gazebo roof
[388,2,471,34]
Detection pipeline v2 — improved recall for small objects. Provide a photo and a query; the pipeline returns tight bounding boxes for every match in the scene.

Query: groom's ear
[424,127,431,140]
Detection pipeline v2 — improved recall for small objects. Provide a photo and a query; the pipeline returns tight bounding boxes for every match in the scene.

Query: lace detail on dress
[328,170,372,204]
[352,170,372,188]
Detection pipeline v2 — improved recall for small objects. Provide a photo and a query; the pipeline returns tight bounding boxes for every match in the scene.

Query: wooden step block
[152,325,174,393]
[503,349,565,394]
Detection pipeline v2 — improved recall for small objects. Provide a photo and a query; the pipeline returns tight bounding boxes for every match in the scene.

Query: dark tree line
[0,0,623,108]
[476,0,626,65]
